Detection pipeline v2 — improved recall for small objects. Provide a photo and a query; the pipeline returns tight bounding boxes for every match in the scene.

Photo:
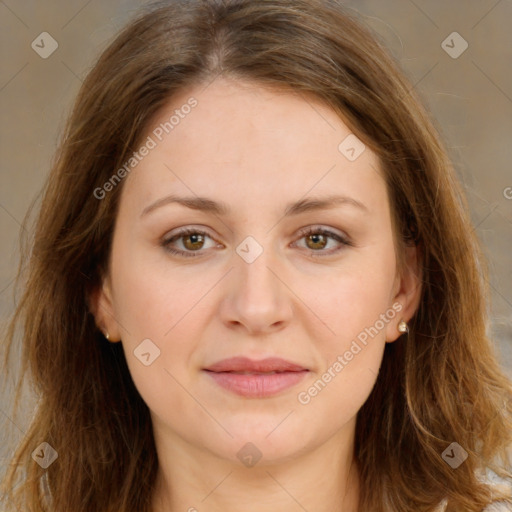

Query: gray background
[1,0,511,483]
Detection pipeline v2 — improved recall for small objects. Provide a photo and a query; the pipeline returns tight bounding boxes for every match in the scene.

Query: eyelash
[161,226,352,258]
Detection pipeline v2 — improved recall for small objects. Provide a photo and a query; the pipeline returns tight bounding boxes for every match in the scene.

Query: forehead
[121,77,387,216]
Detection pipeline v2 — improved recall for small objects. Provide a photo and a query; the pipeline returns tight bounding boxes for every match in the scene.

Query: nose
[219,244,293,336]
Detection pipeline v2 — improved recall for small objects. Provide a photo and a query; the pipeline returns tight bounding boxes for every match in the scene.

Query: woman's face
[94,77,420,466]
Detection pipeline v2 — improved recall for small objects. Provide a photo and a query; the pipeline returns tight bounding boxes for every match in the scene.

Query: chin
[196,415,316,466]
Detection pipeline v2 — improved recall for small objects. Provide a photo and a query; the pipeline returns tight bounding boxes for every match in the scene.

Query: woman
[2,1,511,510]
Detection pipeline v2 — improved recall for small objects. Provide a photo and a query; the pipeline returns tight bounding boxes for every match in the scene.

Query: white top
[434,467,512,511]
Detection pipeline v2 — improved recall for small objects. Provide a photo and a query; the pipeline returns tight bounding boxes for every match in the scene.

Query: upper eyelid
[163,225,347,241]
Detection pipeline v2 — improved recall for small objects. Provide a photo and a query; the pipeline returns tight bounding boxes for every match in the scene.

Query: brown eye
[294,227,351,256]
[182,233,205,251]
[305,232,329,250]
[162,228,217,258]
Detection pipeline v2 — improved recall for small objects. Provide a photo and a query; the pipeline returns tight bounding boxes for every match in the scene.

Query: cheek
[112,265,205,428]
[108,244,209,405]
[298,249,396,398]
[304,252,396,345]
[294,270,393,425]
[110,237,208,342]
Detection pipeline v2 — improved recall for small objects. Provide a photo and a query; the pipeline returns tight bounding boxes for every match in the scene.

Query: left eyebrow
[140,193,369,218]
[283,195,369,216]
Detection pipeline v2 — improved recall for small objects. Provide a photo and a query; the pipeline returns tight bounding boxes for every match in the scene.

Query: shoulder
[483,502,512,512]
[433,467,512,512]
[479,467,512,512]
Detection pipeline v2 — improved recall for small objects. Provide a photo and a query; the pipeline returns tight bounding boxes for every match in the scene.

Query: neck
[151,422,360,512]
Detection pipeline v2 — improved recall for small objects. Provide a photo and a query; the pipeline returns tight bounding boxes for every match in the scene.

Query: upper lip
[204,357,308,373]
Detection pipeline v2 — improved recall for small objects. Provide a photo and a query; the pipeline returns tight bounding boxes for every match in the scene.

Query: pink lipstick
[203,357,309,398]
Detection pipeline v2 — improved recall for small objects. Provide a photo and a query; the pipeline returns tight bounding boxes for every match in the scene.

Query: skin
[92,76,421,512]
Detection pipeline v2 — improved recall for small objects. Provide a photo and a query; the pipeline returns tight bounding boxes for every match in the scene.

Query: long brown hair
[2,1,512,510]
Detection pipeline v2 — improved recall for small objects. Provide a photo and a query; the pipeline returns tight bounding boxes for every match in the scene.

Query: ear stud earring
[398,320,409,334]
[104,331,110,340]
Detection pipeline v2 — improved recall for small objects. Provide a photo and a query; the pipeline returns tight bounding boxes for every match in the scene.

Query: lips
[203,357,309,398]
[205,356,307,373]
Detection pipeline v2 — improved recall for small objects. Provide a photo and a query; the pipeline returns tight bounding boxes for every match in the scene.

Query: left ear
[385,244,423,343]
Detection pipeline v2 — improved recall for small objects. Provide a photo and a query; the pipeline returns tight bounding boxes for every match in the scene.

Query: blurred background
[1,0,511,482]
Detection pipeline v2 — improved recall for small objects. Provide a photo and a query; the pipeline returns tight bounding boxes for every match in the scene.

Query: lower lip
[205,370,309,398]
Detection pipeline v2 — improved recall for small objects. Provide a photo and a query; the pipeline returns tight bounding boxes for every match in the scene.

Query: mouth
[203,357,309,398]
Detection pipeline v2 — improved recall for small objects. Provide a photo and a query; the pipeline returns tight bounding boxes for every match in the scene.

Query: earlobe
[385,244,422,343]
[88,276,122,343]
[397,320,409,334]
